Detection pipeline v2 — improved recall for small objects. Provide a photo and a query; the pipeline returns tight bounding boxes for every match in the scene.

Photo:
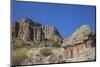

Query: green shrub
[47,40,61,47]
[52,41,61,47]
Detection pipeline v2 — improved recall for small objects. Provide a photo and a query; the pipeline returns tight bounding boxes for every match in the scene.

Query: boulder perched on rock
[62,25,92,47]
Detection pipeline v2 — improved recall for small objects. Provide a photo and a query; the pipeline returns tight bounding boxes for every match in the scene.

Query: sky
[11,1,96,37]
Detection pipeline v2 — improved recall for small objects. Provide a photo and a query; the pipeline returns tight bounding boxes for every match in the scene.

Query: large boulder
[63,25,92,47]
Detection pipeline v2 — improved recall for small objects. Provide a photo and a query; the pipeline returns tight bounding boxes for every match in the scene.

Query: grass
[12,48,29,65]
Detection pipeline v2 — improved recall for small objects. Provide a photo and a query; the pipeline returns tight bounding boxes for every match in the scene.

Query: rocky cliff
[62,25,96,60]
[12,18,63,44]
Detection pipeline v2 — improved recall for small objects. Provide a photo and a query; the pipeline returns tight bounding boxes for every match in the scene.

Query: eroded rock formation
[12,18,63,43]
[62,25,96,59]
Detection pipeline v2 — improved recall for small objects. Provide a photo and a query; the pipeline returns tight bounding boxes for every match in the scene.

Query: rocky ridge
[12,18,63,47]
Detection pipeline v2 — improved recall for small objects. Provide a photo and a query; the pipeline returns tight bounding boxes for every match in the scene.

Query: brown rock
[12,21,20,37]
[18,19,31,41]
[62,25,96,60]
[72,46,78,58]
[12,18,63,45]
[63,47,72,59]
[86,40,92,48]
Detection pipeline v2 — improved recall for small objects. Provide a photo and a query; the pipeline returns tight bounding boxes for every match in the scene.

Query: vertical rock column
[18,22,23,40]
[37,27,40,41]
[45,26,47,39]
[63,46,73,59]
[43,25,47,39]
[72,45,78,58]
[86,40,92,48]
[14,22,19,37]
[33,27,41,42]
[24,22,30,41]
[40,26,44,41]
[33,27,36,42]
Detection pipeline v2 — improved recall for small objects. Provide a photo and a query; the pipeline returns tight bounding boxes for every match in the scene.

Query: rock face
[62,25,96,59]
[12,18,63,43]
[12,21,20,37]
[12,18,96,65]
